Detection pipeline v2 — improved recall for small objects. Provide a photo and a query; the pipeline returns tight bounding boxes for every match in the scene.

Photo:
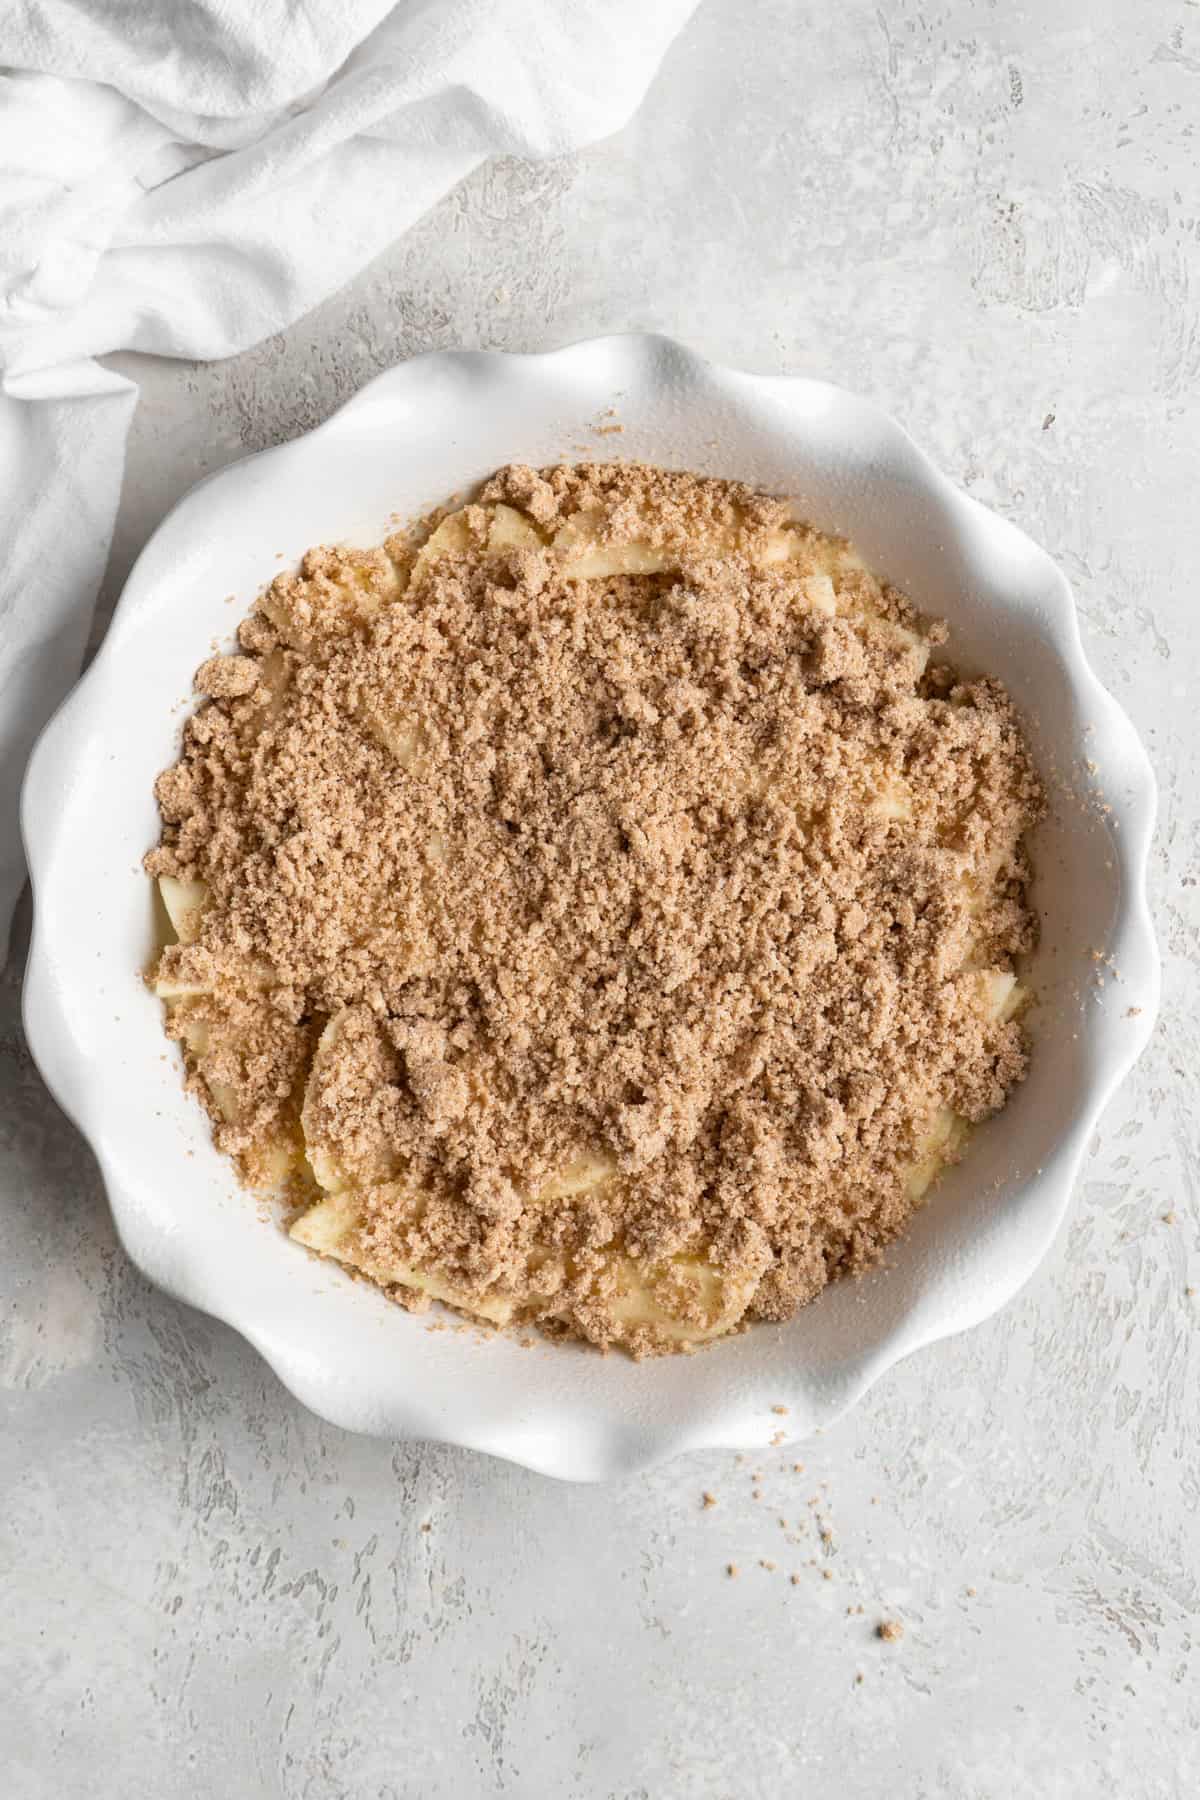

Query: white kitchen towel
[0,0,696,952]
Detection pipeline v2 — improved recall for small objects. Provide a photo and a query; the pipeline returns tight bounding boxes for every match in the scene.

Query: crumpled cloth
[0,0,695,947]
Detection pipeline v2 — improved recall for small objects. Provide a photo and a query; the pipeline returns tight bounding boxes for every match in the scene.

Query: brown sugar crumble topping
[145,461,1042,1356]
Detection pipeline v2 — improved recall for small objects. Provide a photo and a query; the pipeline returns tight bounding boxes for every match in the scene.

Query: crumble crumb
[877,1618,903,1642]
[193,653,260,699]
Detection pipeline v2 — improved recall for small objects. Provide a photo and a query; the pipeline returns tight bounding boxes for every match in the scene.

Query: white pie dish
[21,335,1159,1481]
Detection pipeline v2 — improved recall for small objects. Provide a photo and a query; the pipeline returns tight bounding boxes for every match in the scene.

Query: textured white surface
[2,1,1197,1793]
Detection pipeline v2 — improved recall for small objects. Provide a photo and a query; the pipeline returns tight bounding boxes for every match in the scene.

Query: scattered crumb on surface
[877,1618,904,1642]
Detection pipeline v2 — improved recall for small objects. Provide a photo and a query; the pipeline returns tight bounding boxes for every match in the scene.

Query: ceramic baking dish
[21,336,1159,1479]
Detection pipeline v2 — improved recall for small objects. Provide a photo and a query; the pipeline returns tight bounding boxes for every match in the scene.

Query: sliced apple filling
[146,462,1040,1355]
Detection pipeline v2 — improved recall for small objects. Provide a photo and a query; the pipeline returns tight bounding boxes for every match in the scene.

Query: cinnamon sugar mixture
[147,463,1042,1354]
